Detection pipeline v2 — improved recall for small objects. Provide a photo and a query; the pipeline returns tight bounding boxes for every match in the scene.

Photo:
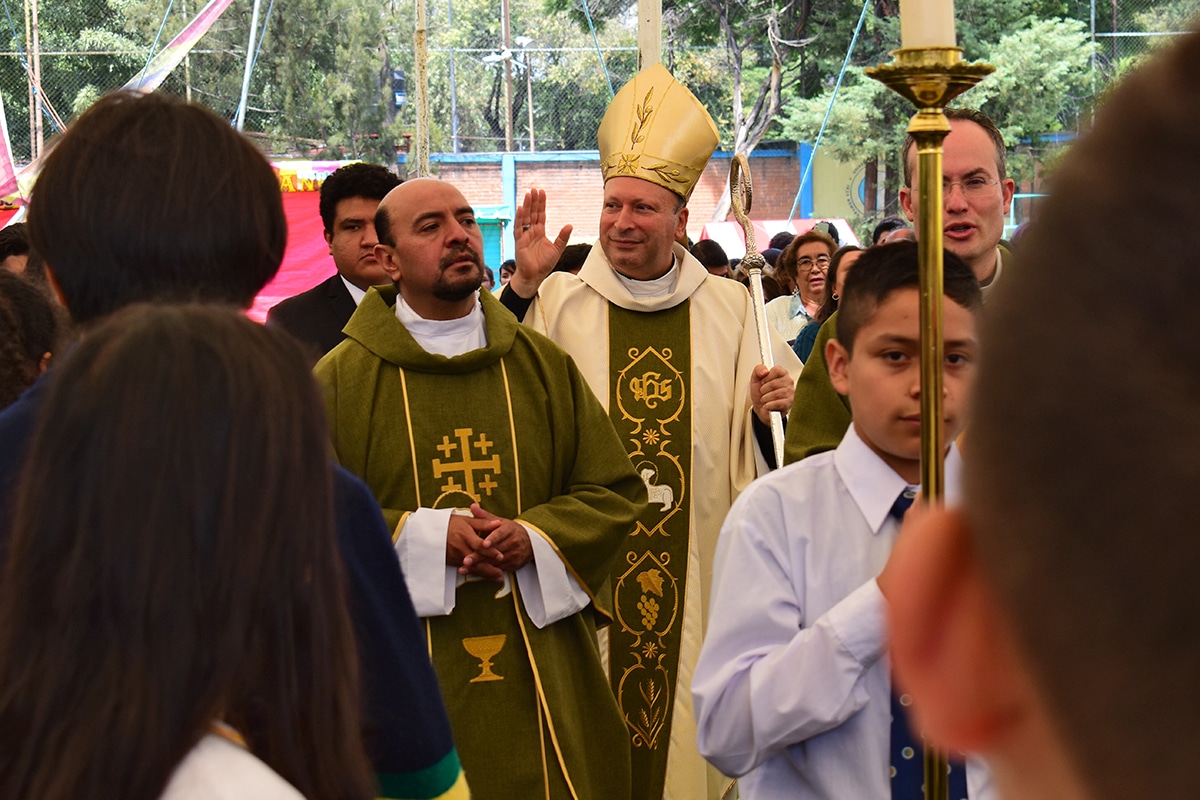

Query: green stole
[397,366,573,800]
[607,302,693,800]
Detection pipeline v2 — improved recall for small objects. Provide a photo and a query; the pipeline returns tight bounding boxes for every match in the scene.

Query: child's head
[826,240,981,481]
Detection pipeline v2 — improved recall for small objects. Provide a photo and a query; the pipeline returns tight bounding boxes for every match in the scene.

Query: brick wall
[427,148,806,243]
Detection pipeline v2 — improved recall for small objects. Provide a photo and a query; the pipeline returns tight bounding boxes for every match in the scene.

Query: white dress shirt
[391,292,590,628]
[160,734,302,800]
[692,425,993,799]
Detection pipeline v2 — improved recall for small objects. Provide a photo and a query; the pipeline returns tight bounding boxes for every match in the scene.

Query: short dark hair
[690,239,729,270]
[768,231,795,251]
[871,217,908,245]
[0,304,373,800]
[0,271,56,407]
[27,91,286,325]
[902,108,1007,187]
[0,222,29,261]
[964,30,1200,800]
[319,162,401,234]
[554,242,591,273]
[836,240,980,353]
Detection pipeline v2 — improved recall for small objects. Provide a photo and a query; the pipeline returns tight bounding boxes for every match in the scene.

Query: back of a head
[0,222,29,261]
[0,304,371,800]
[690,239,729,270]
[965,30,1200,800]
[0,271,56,408]
[836,240,980,353]
[768,231,795,251]
[27,91,287,325]
[871,216,908,245]
[319,162,401,234]
[554,242,592,274]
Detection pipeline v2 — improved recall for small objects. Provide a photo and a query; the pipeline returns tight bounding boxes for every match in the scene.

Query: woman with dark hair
[0,271,57,409]
[0,304,374,800]
[765,229,835,344]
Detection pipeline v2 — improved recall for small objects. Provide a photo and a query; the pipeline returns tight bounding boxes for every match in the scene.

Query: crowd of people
[0,24,1197,800]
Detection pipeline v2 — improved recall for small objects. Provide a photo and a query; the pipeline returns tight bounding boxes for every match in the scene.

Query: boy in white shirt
[692,241,992,799]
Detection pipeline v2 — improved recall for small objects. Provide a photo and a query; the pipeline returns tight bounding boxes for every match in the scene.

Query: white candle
[899,0,956,48]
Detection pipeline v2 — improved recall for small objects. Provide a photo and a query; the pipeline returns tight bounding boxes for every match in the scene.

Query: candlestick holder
[866,45,993,800]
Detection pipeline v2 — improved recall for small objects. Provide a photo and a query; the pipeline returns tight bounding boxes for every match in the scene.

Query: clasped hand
[445,503,534,582]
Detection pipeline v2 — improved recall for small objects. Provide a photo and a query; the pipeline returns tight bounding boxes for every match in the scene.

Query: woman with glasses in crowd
[765,229,837,346]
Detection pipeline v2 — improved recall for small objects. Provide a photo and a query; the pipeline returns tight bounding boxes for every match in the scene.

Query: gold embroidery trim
[510,583,581,800]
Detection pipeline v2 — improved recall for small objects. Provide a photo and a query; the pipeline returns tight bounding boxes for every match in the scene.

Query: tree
[781,15,1093,236]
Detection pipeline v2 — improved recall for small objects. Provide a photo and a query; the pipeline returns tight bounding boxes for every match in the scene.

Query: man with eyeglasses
[899,108,1016,290]
[783,108,1014,465]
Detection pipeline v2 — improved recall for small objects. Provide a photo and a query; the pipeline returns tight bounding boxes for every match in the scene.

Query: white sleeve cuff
[394,507,458,618]
[515,524,591,629]
[824,578,889,665]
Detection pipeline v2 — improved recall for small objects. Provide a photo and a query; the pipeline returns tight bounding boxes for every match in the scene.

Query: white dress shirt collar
[834,424,963,535]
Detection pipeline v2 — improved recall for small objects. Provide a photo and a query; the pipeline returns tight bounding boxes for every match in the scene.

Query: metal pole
[30,0,40,157]
[866,46,993,800]
[501,0,513,151]
[524,47,534,152]
[234,0,263,131]
[413,0,430,175]
[637,0,661,69]
[448,0,459,153]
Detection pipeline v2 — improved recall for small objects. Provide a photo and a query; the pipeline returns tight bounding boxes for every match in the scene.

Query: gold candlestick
[865,46,993,800]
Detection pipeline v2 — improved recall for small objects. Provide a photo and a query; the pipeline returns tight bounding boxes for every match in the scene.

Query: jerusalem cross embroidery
[432,427,501,502]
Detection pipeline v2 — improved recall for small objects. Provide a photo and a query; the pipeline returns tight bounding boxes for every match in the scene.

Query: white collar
[833,424,963,535]
[612,254,679,298]
[394,291,487,357]
[341,274,368,306]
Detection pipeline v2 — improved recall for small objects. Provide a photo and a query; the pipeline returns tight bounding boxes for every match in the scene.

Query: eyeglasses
[942,177,1001,196]
[797,255,831,272]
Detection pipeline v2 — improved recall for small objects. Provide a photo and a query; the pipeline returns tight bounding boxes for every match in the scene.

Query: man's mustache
[439,246,482,270]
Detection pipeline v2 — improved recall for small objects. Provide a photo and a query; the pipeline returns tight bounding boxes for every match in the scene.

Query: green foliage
[781,15,1094,189]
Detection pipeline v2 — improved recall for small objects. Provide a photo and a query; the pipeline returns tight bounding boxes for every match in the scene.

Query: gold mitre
[597,63,719,201]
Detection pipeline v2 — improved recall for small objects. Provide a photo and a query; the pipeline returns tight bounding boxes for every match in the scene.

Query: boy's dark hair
[902,108,1007,187]
[835,240,980,353]
[871,217,908,245]
[0,223,29,261]
[965,29,1200,800]
[319,163,401,234]
[0,304,373,800]
[27,91,286,325]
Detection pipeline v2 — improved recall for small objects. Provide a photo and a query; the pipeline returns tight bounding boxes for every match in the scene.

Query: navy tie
[888,488,968,800]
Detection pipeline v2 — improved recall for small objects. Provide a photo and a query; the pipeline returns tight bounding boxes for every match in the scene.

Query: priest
[503,64,801,800]
[315,177,646,799]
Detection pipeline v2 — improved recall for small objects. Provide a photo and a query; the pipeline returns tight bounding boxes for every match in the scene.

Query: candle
[899,0,956,48]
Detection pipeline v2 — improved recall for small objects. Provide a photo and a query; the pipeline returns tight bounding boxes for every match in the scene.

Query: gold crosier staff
[865,10,993,800]
[729,154,785,468]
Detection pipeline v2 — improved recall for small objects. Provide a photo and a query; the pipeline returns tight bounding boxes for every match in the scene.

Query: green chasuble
[315,287,647,800]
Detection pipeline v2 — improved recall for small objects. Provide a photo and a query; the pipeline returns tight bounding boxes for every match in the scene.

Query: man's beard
[433,247,485,302]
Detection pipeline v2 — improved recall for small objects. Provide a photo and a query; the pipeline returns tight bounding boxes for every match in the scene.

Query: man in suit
[268,162,400,358]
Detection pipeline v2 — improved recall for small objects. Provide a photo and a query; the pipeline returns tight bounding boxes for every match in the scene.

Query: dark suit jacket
[267,273,357,359]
